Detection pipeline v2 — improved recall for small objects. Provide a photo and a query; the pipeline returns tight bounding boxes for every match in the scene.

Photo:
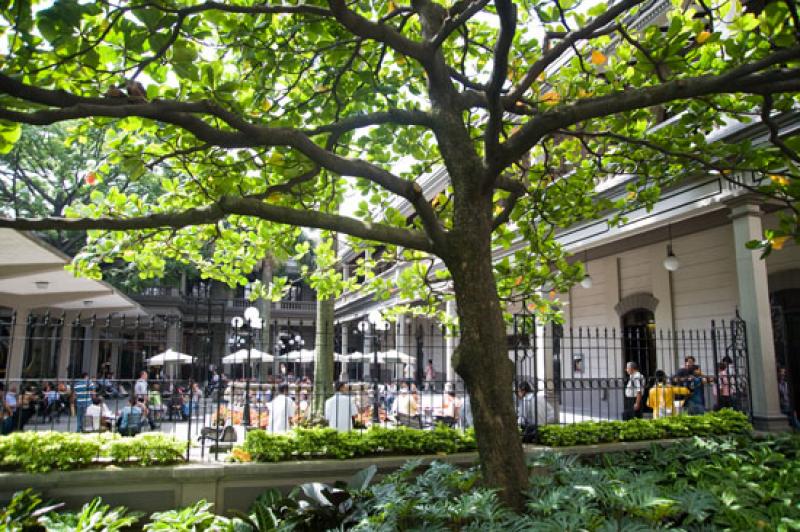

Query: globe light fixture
[580,250,592,289]
[663,225,680,272]
[663,245,680,272]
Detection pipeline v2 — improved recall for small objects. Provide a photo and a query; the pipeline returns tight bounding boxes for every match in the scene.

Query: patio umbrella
[344,351,372,362]
[222,348,274,364]
[147,349,195,365]
[279,348,316,363]
[378,349,415,365]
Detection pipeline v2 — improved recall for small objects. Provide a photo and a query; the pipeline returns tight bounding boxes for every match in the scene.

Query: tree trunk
[446,203,528,511]
[312,295,335,418]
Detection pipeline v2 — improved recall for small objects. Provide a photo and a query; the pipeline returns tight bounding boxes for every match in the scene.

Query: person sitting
[439,386,462,427]
[516,381,555,442]
[116,397,143,436]
[393,385,418,417]
[85,397,114,431]
[647,370,690,418]
[325,381,359,432]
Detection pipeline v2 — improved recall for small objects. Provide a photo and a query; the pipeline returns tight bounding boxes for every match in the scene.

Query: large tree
[0,0,799,507]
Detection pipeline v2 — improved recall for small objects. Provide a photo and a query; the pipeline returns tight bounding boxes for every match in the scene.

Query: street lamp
[359,310,390,424]
[231,306,262,428]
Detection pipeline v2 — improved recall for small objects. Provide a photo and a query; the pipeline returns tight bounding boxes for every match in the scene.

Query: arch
[614,292,659,317]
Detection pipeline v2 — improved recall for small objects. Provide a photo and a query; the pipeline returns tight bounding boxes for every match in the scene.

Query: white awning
[147,349,195,365]
[223,348,274,364]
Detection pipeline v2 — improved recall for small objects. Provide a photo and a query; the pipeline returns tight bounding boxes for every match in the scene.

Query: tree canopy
[0,0,798,507]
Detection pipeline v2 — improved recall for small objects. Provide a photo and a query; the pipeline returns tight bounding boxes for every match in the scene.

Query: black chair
[198,425,237,450]
[395,413,424,429]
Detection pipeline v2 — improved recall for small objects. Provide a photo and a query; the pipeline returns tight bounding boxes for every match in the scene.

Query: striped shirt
[73,380,94,407]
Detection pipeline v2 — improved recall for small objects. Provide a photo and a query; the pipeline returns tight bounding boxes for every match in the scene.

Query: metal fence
[0,307,752,461]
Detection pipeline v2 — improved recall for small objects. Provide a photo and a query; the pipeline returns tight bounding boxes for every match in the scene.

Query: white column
[339,324,349,381]
[6,307,30,381]
[57,313,77,379]
[445,301,458,381]
[729,200,785,429]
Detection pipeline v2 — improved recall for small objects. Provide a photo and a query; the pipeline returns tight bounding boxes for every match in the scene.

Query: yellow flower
[772,236,789,250]
[591,50,607,65]
[541,91,559,104]
[696,31,712,44]
[770,174,790,186]
[232,448,252,462]
[514,276,523,286]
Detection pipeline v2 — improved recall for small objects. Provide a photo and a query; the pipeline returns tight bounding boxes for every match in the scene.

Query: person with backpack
[623,361,645,420]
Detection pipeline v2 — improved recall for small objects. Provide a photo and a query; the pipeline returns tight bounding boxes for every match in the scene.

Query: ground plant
[3,434,798,530]
[1,0,798,508]
[0,432,186,473]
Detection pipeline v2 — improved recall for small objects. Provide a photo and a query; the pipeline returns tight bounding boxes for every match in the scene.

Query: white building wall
[671,224,739,330]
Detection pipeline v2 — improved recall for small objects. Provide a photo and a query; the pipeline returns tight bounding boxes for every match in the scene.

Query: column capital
[726,197,763,221]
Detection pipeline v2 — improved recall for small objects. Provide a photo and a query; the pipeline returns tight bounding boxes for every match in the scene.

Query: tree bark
[312,295,335,418]
[446,199,528,511]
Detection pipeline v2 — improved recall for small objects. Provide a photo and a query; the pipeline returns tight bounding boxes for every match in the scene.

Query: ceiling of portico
[0,229,145,315]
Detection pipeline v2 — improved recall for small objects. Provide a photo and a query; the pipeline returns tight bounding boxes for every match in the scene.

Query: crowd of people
[622,355,747,421]
[0,370,204,435]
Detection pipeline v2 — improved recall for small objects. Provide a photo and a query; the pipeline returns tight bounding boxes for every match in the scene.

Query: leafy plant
[233,465,378,531]
[537,409,751,447]
[38,497,140,531]
[0,431,186,472]
[0,489,63,531]
[238,424,477,464]
[144,500,227,531]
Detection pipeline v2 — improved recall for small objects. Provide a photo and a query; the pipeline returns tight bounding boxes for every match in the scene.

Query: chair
[82,414,101,433]
[198,425,238,451]
[395,413,424,429]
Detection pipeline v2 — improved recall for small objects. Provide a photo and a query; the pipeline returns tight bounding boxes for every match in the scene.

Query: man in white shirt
[85,397,114,431]
[267,384,295,433]
[623,361,645,420]
[325,382,359,431]
[134,371,148,400]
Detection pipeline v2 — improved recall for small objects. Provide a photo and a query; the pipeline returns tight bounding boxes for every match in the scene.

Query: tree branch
[484,0,517,164]
[0,73,447,247]
[505,0,645,104]
[429,0,490,49]
[327,0,426,62]
[500,46,800,165]
[0,196,435,252]
[761,94,800,165]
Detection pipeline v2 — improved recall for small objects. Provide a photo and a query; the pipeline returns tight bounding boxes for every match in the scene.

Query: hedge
[536,409,752,447]
[0,432,186,473]
[236,424,478,463]
[236,410,752,463]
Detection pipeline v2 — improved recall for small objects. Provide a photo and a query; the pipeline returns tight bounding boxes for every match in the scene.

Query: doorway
[622,308,657,379]
[772,288,800,416]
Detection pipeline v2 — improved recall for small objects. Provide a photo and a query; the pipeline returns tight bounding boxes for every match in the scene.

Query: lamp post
[231,306,261,428]
[359,310,390,425]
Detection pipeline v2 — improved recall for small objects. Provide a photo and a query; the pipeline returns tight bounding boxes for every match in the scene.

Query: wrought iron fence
[0,305,753,461]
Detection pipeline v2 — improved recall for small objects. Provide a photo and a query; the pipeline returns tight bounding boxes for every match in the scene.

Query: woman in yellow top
[647,370,690,418]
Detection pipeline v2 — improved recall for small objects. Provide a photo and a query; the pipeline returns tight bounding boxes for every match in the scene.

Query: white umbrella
[345,351,373,363]
[279,348,316,363]
[378,349,415,365]
[147,349,195,366]
[222,348,274,364]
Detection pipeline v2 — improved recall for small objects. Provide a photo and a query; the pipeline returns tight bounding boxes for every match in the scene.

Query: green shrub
[240,424,477,464]
[537,410,752,447]
[0,432,102,473]
[109,433,186,465]
[0,431,186,472]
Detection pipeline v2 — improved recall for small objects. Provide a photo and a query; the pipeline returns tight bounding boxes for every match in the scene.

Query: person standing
[647,370,690,418]
[325,381,359,431]
[424,359,435,391]
[134,370,149,401]
[623,362,645,420]
[685,365,707,415]
[266,384,295,433]
[73,373,94,432]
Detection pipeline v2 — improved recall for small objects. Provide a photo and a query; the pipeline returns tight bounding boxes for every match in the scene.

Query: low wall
[0,439,681,513]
